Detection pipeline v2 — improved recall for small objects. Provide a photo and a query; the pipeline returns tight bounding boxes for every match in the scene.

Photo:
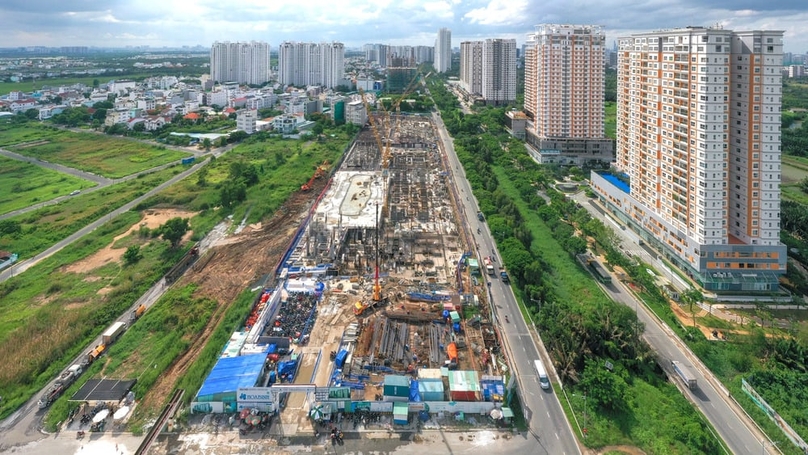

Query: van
[534,360,551,390]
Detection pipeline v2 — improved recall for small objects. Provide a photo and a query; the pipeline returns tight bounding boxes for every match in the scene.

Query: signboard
[237,387,273,403]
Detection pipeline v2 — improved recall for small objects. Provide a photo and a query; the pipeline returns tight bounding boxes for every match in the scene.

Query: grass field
[0,123,189,178]
[0,156,91,215]
[0,166,180,259]
[781,156,808,204]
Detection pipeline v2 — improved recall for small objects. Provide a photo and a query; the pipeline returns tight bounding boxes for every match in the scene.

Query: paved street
[570,189,777,455]
[432,109,581,455]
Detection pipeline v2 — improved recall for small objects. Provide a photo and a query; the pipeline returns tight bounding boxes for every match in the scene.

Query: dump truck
[671,360,698,390]
[102,321,127,345]
[87,344,106,364]
[131,304,146,321]
[38,364,82,409]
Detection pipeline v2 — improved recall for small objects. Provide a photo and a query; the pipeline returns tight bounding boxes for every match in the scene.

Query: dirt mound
[64,208,197,274]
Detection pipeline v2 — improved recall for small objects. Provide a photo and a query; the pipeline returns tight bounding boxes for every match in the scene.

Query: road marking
[555,432,560,440]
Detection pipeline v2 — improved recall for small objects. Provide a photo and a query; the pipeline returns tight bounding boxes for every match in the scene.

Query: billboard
[237,387,273,403]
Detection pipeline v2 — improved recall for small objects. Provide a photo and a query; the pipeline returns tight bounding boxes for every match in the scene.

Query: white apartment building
[435,28,452,73]
[345,100,367,126]
[236,109,258,134]
[278,42,345,89]
[524,24,613,165]
[210,41,270,85]
[460,41,483,96]
[590,26,787,292]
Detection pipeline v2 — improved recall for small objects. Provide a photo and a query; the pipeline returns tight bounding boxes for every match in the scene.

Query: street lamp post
[572,392,588,438]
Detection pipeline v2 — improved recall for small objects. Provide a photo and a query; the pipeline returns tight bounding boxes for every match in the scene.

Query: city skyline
[2,0,808,52]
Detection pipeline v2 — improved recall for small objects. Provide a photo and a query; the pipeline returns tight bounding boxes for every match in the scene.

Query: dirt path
[64,208,197,274]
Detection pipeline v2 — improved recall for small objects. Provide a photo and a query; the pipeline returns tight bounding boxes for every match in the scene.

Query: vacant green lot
[0,124,189,178]
[0,156,91,215]
[0,166,180,259]
[605,101,616,139]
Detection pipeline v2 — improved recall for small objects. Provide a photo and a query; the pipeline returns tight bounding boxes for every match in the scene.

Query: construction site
[182,102,510,440]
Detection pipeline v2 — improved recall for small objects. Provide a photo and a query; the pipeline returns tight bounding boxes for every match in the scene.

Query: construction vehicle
[353,299,381,317]
[131,304,146,322]
[87,344,106,364]
[671,360,698,390]
[38,364,82,409]
[484,257,494,275]
[301,160,329,191]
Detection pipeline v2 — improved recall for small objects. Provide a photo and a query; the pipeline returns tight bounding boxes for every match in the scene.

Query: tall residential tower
[278,42,345,89]
[590,26,787,292]
[523,24,613,165]
[435,28,452,73]
[460,39,517,106]
[210,41,270,85]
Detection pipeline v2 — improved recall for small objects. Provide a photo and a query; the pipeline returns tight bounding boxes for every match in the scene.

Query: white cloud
[463,0,528,26]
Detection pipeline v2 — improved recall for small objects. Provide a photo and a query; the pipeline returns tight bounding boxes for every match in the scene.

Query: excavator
[301,160,329,191]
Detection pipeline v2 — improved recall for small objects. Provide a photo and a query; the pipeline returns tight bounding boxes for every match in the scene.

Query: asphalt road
[432,109,581,455]
[569,190,776,455]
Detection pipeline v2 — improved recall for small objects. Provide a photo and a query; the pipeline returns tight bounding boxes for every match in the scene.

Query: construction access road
[432,109,581,455]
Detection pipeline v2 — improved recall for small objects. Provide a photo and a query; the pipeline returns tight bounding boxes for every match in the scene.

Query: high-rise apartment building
[278,42,345,89]
[590,26,787,292]
[210,41,270,85]
[523,24,613,165]
[435,28,452,73]
[460,41,483,95]
[482,39,517,105]
[460,39,516,106]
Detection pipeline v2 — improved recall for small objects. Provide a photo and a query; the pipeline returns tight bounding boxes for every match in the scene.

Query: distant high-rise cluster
[364,44,433,67]
[459,39,516,105]
[591,26,787,292]
[277,42,345,89]
[434,28,452,73]
[523,24,613,165]
[210,41,270,85]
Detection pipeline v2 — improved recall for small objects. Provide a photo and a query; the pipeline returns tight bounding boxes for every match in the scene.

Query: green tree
[202,138,212,151]
[219,181,247,209]
[0,220,22,236]
[123,245,142,265]
[159,217,190,248]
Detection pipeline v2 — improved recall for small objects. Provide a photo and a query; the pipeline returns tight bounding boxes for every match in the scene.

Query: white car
[70,190,81,196]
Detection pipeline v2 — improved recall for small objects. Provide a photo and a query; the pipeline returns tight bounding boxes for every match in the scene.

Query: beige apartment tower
[523,24,613,165]
[591,26,787,292]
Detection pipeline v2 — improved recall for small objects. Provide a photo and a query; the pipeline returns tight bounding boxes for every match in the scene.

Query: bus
[534,360,551,390]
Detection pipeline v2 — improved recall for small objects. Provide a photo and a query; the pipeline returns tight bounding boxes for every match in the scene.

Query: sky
[1,0,807,53]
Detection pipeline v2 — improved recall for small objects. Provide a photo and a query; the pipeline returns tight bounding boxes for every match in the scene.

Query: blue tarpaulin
[277,359,298,380]
[409,380,422,402]
[335,349,348,368]
[196,353,267,398]
[267,344,278,354]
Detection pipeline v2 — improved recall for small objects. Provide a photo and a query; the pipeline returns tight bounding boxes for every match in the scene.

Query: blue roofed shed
[195,354,267,406]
